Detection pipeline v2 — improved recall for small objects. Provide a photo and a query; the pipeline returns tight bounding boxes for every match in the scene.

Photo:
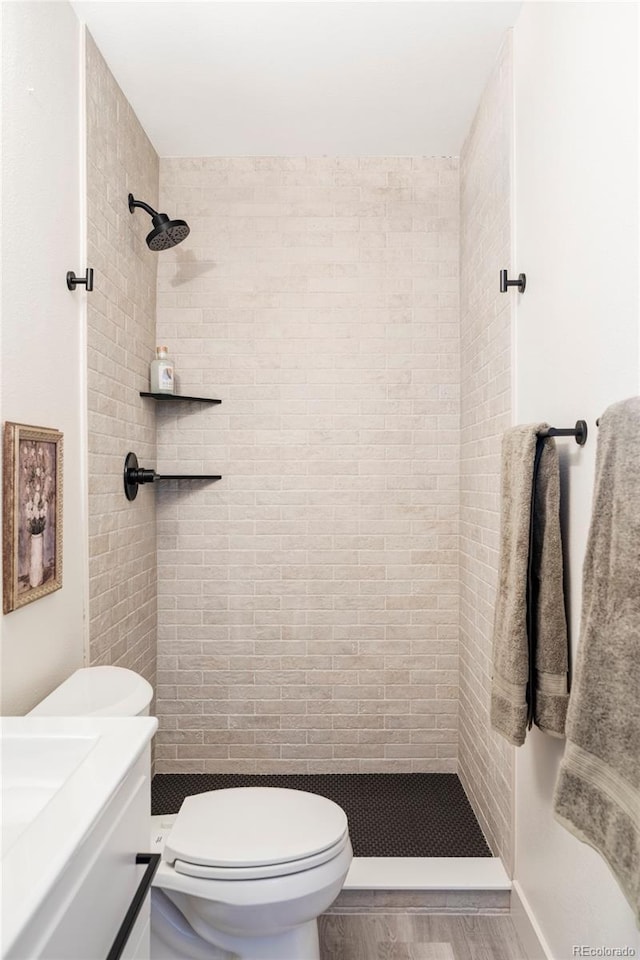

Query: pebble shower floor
[151,773,491,858]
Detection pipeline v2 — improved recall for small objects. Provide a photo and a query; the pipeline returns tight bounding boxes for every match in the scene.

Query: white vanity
[1,715,157,960]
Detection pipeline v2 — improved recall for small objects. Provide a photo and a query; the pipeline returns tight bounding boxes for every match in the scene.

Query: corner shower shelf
[124,452,221,501]
[131,391,222,499]
[140,392,222,404]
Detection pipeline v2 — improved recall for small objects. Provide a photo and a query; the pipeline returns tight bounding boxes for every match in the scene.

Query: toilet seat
[173,831,350,881]
[163,787,349,880]
[153,838,354,909]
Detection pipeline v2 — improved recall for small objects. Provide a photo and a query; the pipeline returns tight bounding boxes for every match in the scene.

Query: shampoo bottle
[150,345,175,394]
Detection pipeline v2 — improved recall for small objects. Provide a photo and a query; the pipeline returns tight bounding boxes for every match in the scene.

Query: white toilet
[29,664,154,717]
[29,666,353,960]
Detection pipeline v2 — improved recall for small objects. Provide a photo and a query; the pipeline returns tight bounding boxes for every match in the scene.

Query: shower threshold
[151,773,511,908]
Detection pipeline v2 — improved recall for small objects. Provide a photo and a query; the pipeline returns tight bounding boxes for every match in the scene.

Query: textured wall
[154,156,460,773]
[86,33,158,686]
[458,36,514,866]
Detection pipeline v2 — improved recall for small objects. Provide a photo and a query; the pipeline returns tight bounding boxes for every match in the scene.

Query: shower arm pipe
[538,420,588,445]
[128,194,159,217]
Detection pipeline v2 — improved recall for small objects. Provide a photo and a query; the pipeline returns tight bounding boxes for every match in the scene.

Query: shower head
[128,194,190,251]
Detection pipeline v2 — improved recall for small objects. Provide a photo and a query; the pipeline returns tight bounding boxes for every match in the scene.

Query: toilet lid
[163,787,349,870]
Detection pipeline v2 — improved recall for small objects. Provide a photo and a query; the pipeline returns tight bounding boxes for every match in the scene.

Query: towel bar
[538,420,588,446]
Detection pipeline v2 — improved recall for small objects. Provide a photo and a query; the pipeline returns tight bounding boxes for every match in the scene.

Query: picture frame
[3,422,64,614]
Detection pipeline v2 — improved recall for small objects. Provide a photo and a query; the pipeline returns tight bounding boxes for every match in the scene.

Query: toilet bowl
[151,787,352,959]
[29,667,353,960]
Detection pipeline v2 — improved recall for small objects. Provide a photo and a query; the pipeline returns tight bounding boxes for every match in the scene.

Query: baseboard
[511,880,553,960]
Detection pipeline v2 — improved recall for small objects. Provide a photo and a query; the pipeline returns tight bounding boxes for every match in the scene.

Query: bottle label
[159,364,174,391]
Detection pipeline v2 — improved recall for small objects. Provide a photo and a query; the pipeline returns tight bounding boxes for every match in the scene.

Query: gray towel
[554,397,640,922]
[491,424,570,746]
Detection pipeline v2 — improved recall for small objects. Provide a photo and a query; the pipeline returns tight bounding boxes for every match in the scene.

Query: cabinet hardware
[106,853,160,960]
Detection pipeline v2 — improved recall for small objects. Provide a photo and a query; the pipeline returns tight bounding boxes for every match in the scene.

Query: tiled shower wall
[85,33,158,685]
[154,157,460,773]
[458,36,514,866]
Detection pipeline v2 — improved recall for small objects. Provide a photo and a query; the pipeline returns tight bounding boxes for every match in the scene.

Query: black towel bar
[538,420,588,446]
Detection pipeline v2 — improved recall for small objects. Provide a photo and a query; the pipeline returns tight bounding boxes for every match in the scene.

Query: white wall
[513,3,639,956]
[1,2,87,714]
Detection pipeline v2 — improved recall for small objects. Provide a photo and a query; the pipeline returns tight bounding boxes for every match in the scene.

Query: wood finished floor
[319,914,530,960]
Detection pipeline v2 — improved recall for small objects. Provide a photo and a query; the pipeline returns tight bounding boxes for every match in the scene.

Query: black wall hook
[67,268,94,291]
[500,269,526,294]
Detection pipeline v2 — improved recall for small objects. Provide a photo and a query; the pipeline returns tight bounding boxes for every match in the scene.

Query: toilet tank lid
[28,666,153,717]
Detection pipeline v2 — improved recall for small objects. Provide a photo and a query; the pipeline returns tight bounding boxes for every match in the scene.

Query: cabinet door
[10,755,150,960]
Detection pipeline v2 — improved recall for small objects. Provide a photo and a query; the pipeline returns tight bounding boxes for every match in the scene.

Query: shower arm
[128,194,159,218]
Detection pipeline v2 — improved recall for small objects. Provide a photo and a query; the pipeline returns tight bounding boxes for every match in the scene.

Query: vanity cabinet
[6,748,154,960]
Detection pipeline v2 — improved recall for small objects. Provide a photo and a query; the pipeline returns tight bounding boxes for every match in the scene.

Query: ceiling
[71,1,522,157]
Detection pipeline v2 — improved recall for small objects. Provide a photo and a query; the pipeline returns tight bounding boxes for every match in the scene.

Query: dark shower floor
[151,773,491,858]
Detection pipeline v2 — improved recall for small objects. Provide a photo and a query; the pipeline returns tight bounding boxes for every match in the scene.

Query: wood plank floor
[319,914,531,960]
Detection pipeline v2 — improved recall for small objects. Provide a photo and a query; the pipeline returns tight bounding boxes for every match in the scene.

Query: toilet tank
[28,666,154,717]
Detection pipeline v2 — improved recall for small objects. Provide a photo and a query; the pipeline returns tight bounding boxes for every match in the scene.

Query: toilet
[29,665,154,717]
[29,666,353,960]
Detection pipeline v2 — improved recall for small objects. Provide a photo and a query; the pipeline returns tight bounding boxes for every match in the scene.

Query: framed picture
[3,422,63,614]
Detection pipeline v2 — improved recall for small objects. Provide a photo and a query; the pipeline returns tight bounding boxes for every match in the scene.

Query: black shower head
[145,213,190,251]
[128,193,190,251]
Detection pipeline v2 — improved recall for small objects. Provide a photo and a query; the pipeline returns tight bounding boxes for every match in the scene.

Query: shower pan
[152,772,491,858]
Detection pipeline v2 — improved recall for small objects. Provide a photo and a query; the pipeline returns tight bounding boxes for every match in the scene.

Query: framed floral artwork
[3,422,63,614]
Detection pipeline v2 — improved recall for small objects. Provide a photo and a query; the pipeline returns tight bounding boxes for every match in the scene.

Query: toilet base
[150,888,321,960]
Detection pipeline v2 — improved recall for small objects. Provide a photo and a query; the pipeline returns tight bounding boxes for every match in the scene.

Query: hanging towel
[554,397,640,922]
[491,424,570,746]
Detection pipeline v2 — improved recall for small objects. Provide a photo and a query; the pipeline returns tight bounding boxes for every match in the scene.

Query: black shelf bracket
[124,452,222,501]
